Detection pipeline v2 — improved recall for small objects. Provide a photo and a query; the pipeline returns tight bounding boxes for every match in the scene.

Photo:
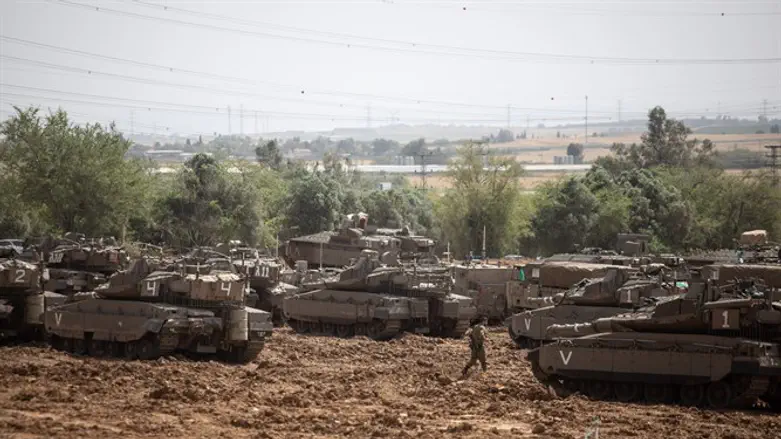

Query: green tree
[255,139,283,170]
[610,106,715,169]
[0,106,151,238]
[566,143,584,160]
[157,154,264,247]
[436,142,524,257]
[530,178,598,255]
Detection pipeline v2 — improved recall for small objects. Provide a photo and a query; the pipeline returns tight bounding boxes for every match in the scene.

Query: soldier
[462,317,488,376]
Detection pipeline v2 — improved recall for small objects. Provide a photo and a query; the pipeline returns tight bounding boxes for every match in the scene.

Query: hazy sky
[1,0,780,136]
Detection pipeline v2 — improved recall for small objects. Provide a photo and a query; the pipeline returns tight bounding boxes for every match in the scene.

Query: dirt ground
[1,328,779,439]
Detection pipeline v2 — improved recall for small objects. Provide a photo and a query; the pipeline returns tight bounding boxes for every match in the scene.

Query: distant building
[378,182,392,191]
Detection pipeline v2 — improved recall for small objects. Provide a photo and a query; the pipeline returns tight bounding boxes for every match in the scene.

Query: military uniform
[462,320,488,375]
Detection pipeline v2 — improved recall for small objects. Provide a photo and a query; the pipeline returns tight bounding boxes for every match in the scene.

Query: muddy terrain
[0,328,778,438]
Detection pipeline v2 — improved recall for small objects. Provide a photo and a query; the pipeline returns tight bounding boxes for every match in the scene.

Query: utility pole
[481,224,487,260]
[239,104,244,135]
[416,151,433,189]
[254,111,258,135]
[227,106,232,134]
[506,104,511,129]
[766,144,781,187]
[366,103,372,128]
[585,95,589,145]
[763,99,768,119]
[130,110,135,136]
[617,100,621,123]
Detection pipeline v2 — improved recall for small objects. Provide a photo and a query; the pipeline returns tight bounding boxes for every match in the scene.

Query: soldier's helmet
[480,317,488,325]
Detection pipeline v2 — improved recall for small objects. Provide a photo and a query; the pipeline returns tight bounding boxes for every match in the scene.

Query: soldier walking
[462,317,488,376]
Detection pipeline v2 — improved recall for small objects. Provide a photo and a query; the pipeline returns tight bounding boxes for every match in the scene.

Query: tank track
[509,331,545,349]
[443,320,470,338]
[289,318,402,341]
[538,372,773,411]
[50,332,178,361]
[218,339,266,364]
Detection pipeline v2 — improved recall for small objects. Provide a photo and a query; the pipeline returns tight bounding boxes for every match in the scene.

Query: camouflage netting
[538,262,631,289]
[703,264,781,288]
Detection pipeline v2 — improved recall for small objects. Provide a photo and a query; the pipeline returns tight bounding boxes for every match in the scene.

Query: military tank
[21,234,128,295]
[507,265,680,348]
[284,212,437,269]
[505,261,641,315]
[451,263,515,323]
[227,245,298,324]
[0,258,66,340]
[283,250,476,340]
[43,257,273,363]
[528,279,781,410]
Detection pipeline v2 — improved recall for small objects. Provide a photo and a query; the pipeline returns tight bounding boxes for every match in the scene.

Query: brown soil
[0,329,778,438]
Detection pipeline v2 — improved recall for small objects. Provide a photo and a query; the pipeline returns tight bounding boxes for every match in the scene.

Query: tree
[530,178,598,255]
[0,106,151,238]
[611,106,715,169]
[255,140,283,170]
[566,143,584,160]
[494,129,514,143]
[436,142,524,257]
[401,138,426,157]
[157,154,264,247]
[285,171,344,235]
[371,138,400,156]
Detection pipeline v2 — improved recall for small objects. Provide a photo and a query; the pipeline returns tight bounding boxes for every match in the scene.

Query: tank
[284,212,437,269]
[504,261,640,314]
[283,250,476,340]
[506,265,680,348]
[43,257,273,363]
[451,263,515,323]
[0,258,66,340]
[21,234,128,295]
[233,250,297,324]
[702,264,781,289]
[528,279,781,410]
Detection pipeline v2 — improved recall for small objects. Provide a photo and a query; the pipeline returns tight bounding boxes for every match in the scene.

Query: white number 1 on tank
[721,310,730,328]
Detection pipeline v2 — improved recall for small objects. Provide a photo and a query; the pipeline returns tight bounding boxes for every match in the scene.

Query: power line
[48,0,781,65]
[1,87,622,125]
[4,36,775,116]
[3,54,634,119]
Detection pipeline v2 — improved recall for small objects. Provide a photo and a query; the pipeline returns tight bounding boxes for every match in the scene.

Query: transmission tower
[415,151,433,189]
[766,144,781,187]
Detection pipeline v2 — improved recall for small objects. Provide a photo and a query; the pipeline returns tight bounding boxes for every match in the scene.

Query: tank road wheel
[587,381,613,401]
[354,323,367,336]
[87,339,108,358]
[335,324,353,338]
[136,339,160,361]
[124,342,139,360]
[320,322,335,335]
[644,384,675,404]
[366,321,385,340]
[70,338,87,356]
[614,382,642,402]
[706,381,732,410]
[108,341,123,358]
[50,335,68,352]
[680,384,705,407]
